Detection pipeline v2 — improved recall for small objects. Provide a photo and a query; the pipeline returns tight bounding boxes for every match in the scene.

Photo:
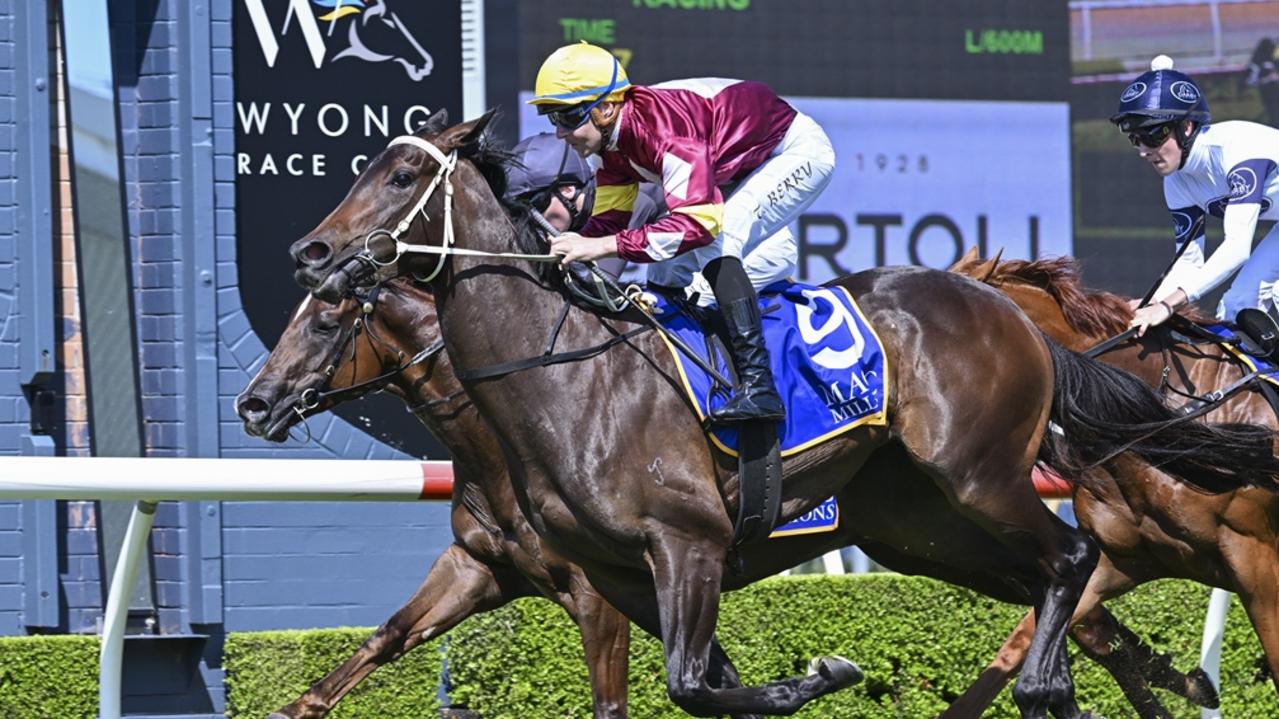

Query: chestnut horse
[284,111,1279,718]
[948,249,1279,717]
[244,276,1227,718]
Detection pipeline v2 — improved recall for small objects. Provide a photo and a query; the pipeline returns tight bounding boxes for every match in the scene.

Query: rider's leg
[1219,223,1279,320]
[705,113,833,424]
[706,256,785,423]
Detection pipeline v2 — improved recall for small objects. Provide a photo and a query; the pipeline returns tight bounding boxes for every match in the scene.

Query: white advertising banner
[519,95,1072,283]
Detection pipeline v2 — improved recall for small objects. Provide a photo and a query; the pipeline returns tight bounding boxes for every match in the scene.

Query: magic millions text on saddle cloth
[652,281,890,458]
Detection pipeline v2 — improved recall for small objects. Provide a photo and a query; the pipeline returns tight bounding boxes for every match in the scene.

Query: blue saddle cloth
[651,281,890,458]
[1201,323,1279,386]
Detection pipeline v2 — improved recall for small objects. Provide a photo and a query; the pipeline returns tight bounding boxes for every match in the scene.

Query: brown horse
[948,249,1279,716]
[244,275,1226,719]
[283,111,1279,718]
[235,287,633,718]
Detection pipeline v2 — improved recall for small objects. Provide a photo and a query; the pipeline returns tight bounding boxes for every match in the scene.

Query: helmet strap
[552,186,586,231]
[1174,119,1200,170]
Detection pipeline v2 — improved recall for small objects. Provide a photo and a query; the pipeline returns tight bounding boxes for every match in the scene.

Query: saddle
[1234,306,1279,364]
[1162,310,1279,421]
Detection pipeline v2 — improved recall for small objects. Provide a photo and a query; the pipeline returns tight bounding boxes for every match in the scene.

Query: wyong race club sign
[234,0,461,457]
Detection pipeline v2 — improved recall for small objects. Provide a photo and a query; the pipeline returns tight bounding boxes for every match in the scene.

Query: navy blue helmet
[505,133,593,199]
[1110,55,1211,130]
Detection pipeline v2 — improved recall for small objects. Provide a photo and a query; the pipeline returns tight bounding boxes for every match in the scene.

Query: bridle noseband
[357,135,559,283]
[293,285,447,420]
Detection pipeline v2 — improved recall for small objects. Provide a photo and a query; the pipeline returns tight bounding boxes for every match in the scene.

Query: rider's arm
[1175,159,1276,302]
[613,137,723,263]
[1153,204,1207,302]
[580,165,637,238]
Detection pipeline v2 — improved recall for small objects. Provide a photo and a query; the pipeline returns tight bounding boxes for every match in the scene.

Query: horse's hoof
[1186,667,1221,709]
[267,713,294,719]
[807,655,864,688]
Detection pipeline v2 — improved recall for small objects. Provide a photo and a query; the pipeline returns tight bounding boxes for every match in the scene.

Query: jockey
[1115,55,1279,338]
[504,132,653,284]
[531,41,835,425]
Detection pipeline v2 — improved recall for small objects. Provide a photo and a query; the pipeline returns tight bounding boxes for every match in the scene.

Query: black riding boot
[704,258,784,425]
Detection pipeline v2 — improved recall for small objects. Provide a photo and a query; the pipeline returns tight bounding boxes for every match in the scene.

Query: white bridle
[362,135,558,283]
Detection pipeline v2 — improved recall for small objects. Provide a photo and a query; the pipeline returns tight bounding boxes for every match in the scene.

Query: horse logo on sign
[243,0,434,82]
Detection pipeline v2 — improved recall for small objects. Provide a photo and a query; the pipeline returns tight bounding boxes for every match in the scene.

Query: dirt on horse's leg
[270,544,530,719]
[644,535,862,716]
[568,586,632,719]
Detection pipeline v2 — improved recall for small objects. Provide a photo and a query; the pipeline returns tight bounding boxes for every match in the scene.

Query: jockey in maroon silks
[533,42,835,425]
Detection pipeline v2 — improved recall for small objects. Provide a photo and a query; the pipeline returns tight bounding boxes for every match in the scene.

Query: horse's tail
[1039,338,1279,493]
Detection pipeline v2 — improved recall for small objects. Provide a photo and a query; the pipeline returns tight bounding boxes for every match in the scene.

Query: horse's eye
[314,318,340,335]
[391,171,414,188]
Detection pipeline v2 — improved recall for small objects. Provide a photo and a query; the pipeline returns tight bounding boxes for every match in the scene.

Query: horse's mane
[980,257,1134,337]
[456,126,562,283]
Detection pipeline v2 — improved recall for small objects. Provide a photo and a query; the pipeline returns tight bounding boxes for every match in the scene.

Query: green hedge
[0,635,98,719]
[224,628,445,719]
[226,575,1279,718]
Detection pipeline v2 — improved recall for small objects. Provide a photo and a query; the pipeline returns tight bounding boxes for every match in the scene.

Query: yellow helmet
[529,42,631,109]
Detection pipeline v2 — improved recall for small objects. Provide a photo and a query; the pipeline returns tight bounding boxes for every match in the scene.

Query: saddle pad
[1202,324,1279,388]
[651,281,890,458]
[770,496,839,538]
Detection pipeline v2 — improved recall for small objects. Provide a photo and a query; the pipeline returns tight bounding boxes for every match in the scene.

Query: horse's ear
[415,108,450,137]
[948,245,982,273]
[436,109,498,154]
[975,248,1005,283]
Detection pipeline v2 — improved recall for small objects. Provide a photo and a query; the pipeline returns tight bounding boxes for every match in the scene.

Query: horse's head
[236,280,445,442]
[331,0,434,82]
[290,109,503,303]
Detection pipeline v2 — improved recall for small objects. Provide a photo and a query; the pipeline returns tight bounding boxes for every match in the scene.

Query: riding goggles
[545,55,621,131]
[547,102,598,131]
[1123,121,1176,149]
[523,182,580,213]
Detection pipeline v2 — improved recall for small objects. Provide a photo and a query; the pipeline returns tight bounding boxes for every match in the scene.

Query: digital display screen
[515,0,1072,280]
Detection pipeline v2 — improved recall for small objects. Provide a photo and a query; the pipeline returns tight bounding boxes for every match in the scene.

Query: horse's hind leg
[897,436,1097,717]
[629,535,862,716]
[1222,539,1279,700]
[270,544,531,719]
[944,556,1208,719]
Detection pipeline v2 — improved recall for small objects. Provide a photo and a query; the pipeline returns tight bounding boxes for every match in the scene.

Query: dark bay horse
[948,249,1279,715]
[235,287,632,718]
[283,111,1279,718]
[244,276,1221,718]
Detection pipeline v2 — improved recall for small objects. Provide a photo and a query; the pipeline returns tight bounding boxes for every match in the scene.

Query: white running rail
[0,457,452,719]
[0,456,1233,717]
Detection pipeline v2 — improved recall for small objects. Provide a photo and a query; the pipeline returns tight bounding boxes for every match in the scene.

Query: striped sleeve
[581,166,636,238]
[614,137,723,263]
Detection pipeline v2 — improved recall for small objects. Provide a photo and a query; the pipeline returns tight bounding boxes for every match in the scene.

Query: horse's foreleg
[270,544,531,719]
[645,535,862,716]
[567,584,632,719]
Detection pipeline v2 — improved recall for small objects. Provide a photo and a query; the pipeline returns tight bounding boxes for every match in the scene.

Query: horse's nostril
[296,240,332,268]
[237,396,270,423]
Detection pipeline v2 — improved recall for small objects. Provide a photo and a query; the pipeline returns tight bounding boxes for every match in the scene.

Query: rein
[358,135,560,283]
[1080,314,1279,421]
[293,285,447,417]
[339,133,735,388]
